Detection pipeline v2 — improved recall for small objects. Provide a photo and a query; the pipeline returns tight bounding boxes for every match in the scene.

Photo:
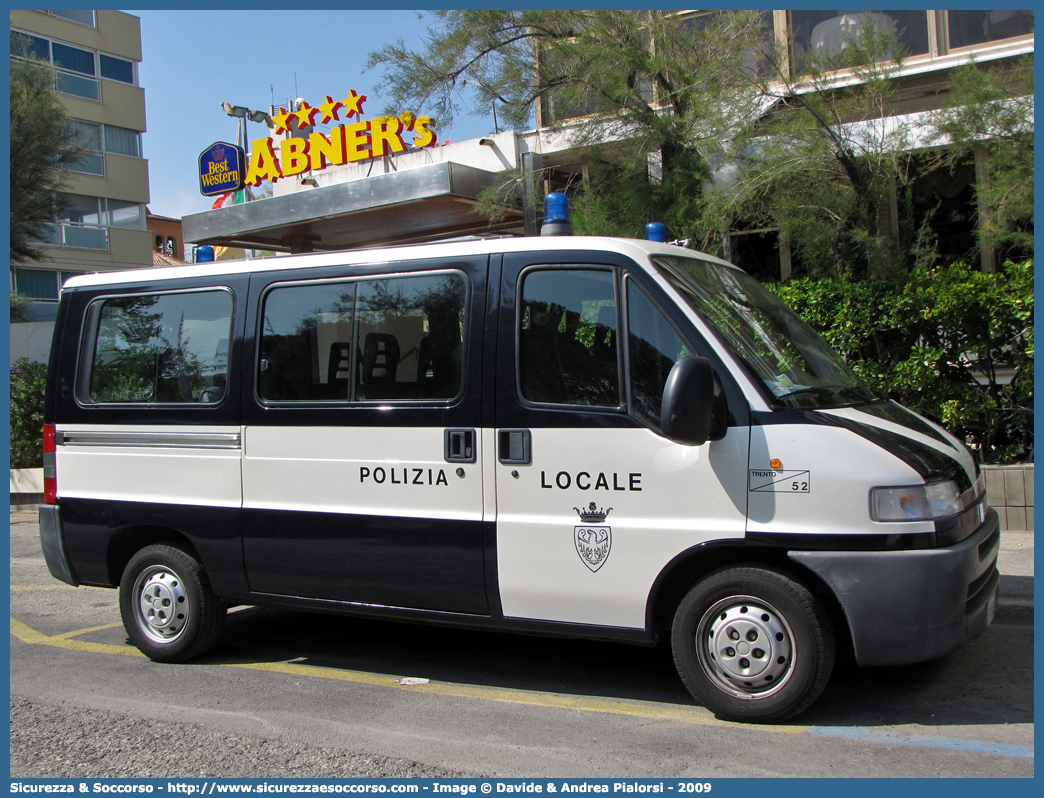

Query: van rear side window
[85,290,233,404]
[258,271,467,403]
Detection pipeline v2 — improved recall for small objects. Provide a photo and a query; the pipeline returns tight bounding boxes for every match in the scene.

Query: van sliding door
[240,258,490,615]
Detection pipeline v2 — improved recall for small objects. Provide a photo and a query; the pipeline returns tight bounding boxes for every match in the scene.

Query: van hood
[816,402,979,493]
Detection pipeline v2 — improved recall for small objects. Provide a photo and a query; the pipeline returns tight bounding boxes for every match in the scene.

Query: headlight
[870,480,963,522]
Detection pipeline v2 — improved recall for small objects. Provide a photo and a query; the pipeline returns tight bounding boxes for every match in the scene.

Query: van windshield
[653,255,879,410]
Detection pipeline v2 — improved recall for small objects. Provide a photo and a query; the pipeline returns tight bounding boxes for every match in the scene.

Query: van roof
[60,236,736,290]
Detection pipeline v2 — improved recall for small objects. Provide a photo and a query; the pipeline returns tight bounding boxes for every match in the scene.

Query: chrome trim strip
[58,431,241,450]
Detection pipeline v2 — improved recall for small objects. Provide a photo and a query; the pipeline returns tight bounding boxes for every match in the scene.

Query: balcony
[32,222,109,251]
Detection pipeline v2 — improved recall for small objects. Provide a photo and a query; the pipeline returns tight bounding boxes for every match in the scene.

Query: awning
[181,161,524,253]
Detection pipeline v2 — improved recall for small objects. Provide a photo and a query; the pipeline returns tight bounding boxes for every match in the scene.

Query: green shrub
[769,260,1033,464]
[10,357,47,469]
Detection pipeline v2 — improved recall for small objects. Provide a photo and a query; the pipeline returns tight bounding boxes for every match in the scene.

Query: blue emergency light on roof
[645,222,667,242]
[540,192,573,236]
[196,245,215,263]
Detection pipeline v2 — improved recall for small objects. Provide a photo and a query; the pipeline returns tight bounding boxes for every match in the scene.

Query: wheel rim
[132,565,189,645]
[695,594,796,700]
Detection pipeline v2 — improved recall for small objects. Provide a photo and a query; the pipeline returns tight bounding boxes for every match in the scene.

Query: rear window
[84,290,233,404]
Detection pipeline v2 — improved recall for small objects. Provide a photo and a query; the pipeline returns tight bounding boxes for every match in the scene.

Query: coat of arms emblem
[574,502,612,572]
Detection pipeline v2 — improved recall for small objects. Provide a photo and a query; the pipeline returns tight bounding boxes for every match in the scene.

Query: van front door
[493,253,750,630]
[240,258,490,615]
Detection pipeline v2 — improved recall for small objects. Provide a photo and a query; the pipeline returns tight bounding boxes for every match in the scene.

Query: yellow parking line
[51,621,124,640]
[10,616,808,734]
[10,617,143,657]
[233,660,799,730]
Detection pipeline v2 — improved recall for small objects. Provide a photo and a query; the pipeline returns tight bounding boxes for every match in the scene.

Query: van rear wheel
[672,566,834,723]
[119,544,225,662]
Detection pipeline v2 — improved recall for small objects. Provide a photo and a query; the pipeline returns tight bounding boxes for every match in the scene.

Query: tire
[671,566,834,723]
[119,544,226,662]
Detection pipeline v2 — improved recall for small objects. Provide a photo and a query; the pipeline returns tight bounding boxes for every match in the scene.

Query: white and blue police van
[38,199,998,723]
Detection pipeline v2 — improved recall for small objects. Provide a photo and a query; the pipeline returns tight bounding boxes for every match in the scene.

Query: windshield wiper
[774,386,839,403]
[774,385,877,407]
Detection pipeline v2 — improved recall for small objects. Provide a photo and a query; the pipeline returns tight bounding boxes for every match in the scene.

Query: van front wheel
[672,567,834,723]
[119,544,225,662]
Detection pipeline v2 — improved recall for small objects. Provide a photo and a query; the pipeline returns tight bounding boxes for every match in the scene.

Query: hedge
[769,260,1033,464]
[10,357,47,470]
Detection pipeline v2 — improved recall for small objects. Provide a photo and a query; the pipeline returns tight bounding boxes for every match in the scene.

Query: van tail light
[43,423,57,505]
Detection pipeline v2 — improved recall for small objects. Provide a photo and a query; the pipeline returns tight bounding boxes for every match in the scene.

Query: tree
[367,10,766,243]
[927,57,1033,265]
[715,16,921,278]
[10,292,33,323]
[9,40,87,265]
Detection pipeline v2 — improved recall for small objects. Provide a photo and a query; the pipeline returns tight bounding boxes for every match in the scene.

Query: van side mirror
[660,356,727,446]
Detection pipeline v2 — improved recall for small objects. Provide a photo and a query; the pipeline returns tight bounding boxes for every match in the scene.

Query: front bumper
[789,509,1000,666]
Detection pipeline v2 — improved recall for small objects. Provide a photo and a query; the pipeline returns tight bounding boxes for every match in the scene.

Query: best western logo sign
[198,142,245,197]
[242,91,436,187]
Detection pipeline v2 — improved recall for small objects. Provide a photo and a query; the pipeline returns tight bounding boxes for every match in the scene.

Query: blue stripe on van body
[57,498,248,595]
[243,508,490,615]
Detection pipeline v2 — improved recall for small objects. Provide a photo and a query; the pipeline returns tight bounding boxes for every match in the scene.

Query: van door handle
[444,429,476,463]
[498,429,531,465]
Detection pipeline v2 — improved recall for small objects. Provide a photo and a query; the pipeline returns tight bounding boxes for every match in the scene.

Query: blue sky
[127,9,498,220]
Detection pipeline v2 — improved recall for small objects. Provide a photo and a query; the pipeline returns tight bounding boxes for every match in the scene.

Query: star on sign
[317,95,343,125]
[294,102,319,128]
[271,107,294,135]
[341,89,367,119]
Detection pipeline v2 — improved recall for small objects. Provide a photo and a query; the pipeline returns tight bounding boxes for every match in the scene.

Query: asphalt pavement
[8,509,1034,778]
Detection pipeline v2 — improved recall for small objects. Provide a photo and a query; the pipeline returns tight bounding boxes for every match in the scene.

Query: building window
[50,41,95,75]
[10,29,139,102]
[790,10,930,70]
[947,10,1034,50]
[11,32,50,61]
[67,120,104,175]
[53,191,108,247]
[166,237,177,257]
[100,54,135,84]
[12,268,83,301]
[103,124,142,157]
[155,236,164,252]
[31,194,145,251]
[45,10,96,27]
[108,199,144,229]
[678,11,776,79]
[64,122,144,175]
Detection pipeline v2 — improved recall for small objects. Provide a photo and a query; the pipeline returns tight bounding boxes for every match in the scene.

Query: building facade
[146,210,184,261]
[10,9,151,323]
[182,10,1032,277]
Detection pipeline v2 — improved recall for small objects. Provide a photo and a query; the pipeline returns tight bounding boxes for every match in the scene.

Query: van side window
[518,269,620,407]
[259,271,467,403]
[627,280,690,427]
[87,290,232,404]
